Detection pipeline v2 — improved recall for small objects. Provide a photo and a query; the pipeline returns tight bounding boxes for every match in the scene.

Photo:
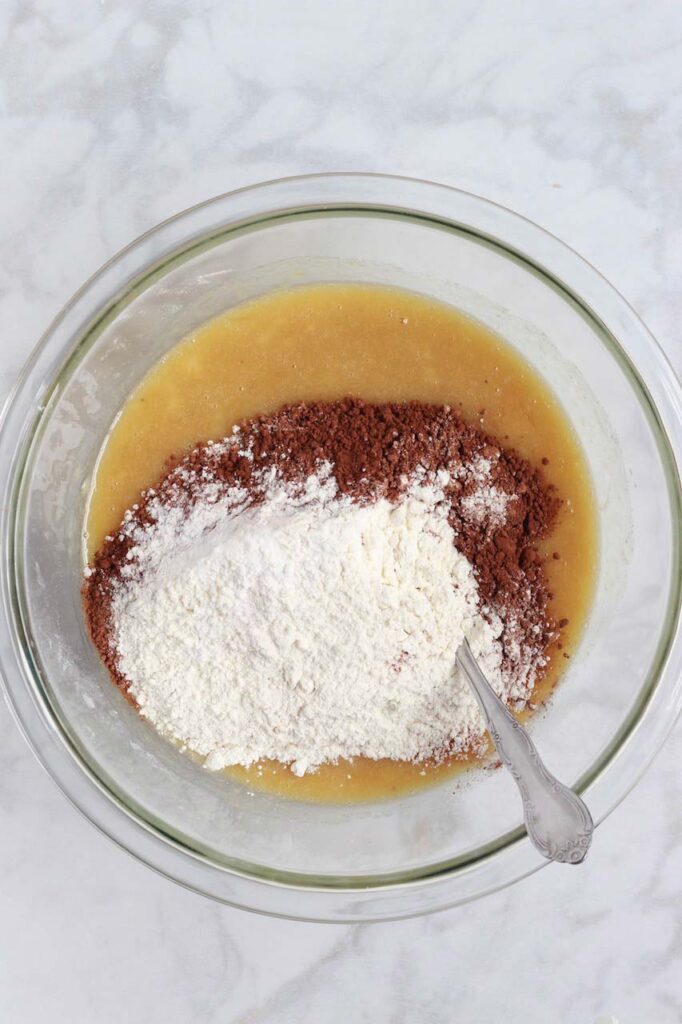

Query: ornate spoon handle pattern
[457,639,593,864]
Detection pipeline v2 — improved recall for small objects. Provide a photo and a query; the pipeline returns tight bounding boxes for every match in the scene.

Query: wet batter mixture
[85,284,597,802]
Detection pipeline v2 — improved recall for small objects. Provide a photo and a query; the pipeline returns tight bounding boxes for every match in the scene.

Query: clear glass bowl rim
[1,172,680,922]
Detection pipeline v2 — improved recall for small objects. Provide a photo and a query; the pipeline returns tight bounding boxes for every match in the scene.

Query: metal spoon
[456,639,593,864]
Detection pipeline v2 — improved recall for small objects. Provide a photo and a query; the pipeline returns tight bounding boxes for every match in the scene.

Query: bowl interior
[12,209,677,884]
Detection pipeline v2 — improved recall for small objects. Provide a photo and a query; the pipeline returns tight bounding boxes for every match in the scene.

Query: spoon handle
[456,640,593,864]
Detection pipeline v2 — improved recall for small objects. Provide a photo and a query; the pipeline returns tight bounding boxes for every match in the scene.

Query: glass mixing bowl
[1,174,680,922]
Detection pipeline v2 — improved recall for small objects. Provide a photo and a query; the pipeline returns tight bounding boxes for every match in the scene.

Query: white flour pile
[110,465,513,774]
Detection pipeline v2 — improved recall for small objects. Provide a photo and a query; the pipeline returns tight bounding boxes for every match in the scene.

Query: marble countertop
[1,2,681,1021]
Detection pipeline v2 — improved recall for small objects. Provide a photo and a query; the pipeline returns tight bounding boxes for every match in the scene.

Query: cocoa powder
[84,399,561,702]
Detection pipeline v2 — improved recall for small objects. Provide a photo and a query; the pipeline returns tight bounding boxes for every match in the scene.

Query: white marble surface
[1,2,681,1021]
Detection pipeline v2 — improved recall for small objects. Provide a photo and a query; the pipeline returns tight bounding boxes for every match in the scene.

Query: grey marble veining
[1,2,681,1021]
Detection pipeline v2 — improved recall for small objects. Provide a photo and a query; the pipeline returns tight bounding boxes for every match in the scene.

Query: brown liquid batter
[86,284,597,803]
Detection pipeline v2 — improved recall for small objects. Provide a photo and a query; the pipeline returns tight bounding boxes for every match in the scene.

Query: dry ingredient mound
[83,399,560,774]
